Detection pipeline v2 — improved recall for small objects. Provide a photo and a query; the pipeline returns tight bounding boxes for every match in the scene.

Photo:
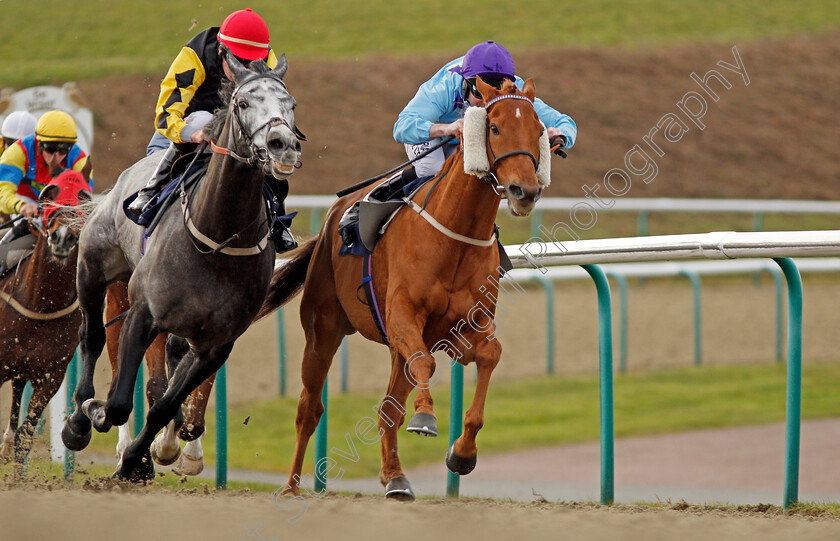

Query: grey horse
[61,53,302,481]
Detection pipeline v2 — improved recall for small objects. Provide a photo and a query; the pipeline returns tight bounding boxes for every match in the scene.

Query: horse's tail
[255,236,318,320]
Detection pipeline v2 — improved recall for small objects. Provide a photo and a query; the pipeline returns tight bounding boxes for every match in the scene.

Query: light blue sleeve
[393,60,463,145]
[514,76,577,149]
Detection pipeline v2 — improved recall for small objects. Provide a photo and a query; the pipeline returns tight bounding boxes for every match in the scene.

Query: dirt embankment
[78,33,840,199]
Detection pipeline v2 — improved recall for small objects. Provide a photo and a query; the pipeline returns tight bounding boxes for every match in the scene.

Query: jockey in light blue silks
[338,40,576,239]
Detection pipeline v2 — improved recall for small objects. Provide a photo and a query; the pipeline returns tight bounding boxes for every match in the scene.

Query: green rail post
[637,211,650,237]
[530,209,544,239]
[606,273,628,373]
[340,338,349,393]
[215,363,228,490]
[314,377,329,493]
[310,209,323,236]
[531,275,556,375]
[772,257,802,510]
[763,267,785,363]
[64,349,79,481]
[277,307,287,396]
[133,367,144,437]
[581,264,614,505]
[446,361,464,498]
[679,271,703,367]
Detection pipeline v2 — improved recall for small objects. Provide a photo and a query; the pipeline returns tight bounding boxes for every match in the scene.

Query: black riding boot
[127,145,180,217]
[264,176,297,253]
[338,166,417,246]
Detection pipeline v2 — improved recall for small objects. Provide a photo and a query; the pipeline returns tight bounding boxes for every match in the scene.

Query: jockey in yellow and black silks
[127,8,296,253]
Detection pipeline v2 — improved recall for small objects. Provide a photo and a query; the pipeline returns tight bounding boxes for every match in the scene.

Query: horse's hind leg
[378,350,415,501]
[62,262,109,451]
[85,303,158,434]
[283,295,348,496]
[115,342,233,482]
[1,379,26,461]
[445,339,502,476]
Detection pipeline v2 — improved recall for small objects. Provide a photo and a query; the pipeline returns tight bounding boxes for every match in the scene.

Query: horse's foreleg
[148,333,183,467]
[378,350,415,501]
[1,379,26,461]
[387,301,438,437]
[446,339,501,476]
[174,374,214,476]
[87,304,157,433]
[116,343,233,482]
[14,377,63,471]
[63,264,108,451]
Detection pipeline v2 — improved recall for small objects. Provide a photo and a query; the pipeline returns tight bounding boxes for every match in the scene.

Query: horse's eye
[238,101,249,110]
[490,124,500,135]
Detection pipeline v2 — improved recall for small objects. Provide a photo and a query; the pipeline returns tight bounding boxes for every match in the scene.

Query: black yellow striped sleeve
[154,47,207,143]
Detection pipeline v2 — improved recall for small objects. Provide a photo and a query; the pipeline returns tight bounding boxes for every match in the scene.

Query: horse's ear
[224,50,252,84]
[39,185,61,203]
[78,189,93,203]
[521,78,536,102]
[272,53,288,80]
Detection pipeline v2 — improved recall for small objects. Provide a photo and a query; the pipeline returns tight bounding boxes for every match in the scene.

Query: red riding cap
[218,8,270,61]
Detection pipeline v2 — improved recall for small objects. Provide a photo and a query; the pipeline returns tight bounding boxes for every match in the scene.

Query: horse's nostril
[268,137,287,153]
[508,185,524,200]
[294,140,301,152]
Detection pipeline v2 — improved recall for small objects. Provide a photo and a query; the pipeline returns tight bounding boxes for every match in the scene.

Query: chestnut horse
[257,78,550,500]
[105,283,213,475]
[0,172,91,469]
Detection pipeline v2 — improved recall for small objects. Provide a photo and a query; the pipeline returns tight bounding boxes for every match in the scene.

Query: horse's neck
[190,126,266,245]
[420,152,501,241]
[13,236,77,309]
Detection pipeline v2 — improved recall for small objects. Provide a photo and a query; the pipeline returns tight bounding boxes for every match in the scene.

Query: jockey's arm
[154,47,207,144]
[0,142,27,215]
[512,75,577,149]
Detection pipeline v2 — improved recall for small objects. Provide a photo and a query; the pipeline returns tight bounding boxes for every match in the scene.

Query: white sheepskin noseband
[462,105,552,187]
[462,106,489,177]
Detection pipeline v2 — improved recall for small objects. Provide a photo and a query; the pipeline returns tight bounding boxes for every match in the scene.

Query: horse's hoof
[150,439,181,467]
[174,452,204,476]
[61,422,92,451]
[406,413,438,437]
[114,453,155,484]
[384,477,415,502]
[82,399,112,433]
[445,444,477,475]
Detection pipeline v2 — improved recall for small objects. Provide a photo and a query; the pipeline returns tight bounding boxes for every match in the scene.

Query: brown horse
[0,172,91,469]
[104,283,213,475]
[258,78,550,500]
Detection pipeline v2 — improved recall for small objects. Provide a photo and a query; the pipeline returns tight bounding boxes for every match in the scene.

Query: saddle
[0,233,35,280]
[123,151,210,234]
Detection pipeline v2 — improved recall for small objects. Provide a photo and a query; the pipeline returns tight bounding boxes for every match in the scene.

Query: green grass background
[80,362,840,479]
[2,1,839,86]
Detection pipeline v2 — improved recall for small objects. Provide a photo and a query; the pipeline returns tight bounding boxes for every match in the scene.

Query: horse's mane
[203,59,280,141]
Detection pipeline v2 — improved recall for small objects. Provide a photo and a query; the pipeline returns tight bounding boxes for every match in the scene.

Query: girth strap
[0,290,79,320]
[360,250,389,345]
[403,199,497,247]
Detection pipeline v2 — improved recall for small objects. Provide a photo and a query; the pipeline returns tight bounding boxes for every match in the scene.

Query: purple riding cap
[456,40,516,80]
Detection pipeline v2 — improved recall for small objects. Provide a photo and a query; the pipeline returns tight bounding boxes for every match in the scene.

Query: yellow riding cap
[35,110,77,143]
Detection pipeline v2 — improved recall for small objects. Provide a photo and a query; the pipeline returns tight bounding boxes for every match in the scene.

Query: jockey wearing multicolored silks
[0,110,93,274]
[128,8,297,253]
[394,40,576,180]
[0,110,92,217]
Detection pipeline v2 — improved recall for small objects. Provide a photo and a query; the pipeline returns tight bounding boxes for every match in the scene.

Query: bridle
[480,94,540,196]
[209,72,304,172]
